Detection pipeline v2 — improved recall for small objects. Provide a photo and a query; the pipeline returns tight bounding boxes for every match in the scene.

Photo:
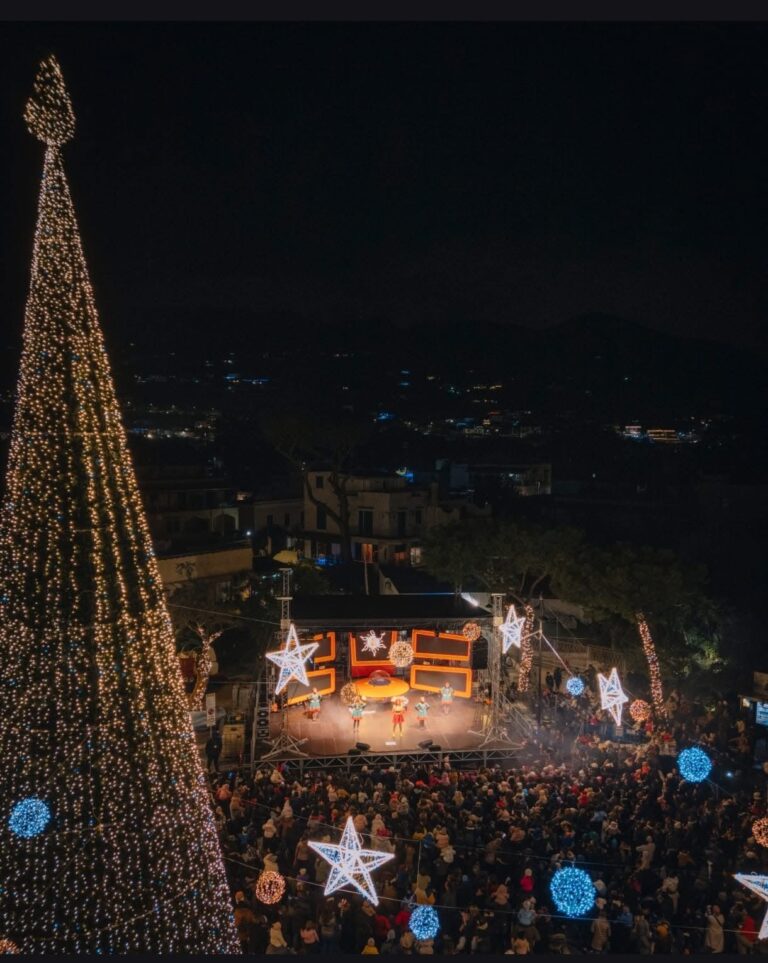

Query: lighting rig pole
[470,593,519,748]
[262,567,309,759]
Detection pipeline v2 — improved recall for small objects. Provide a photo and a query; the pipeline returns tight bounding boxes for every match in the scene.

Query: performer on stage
[349,696,365,734]
[307,687,322,721]
[440,682,454,715]
[391,695,408,738]
[415,697,430,728]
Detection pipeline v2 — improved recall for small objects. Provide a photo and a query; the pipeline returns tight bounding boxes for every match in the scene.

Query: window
[315,475,325,489]
[397,510,407,537]
[316,506,327,530]
[358,509,373,536]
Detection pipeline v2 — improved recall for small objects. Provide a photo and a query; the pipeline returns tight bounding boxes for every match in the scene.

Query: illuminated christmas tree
[0,56,239,953]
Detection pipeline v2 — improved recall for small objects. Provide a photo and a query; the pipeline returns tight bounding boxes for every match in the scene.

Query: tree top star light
[597,667,629,725]
[500,604,526,653]
[267,623,319,694]
[734,874,768,939]
[0,56,238,953]
[308,816,395,905]
[360,630,387,656]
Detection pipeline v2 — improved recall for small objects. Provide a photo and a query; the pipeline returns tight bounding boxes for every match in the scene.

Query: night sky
[1,22,767,352]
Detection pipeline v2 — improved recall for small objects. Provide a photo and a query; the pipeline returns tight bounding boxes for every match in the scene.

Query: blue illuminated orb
[550,867,596,918]
[677,747,712,783]
[8,797,51,838]
[409,905,440,941]
[566,676,585,697]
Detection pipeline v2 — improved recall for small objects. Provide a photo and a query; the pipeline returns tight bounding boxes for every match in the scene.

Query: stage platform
[268,691,524,757]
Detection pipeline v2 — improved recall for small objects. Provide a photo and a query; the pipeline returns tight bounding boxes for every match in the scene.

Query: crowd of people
[209,676,767,955]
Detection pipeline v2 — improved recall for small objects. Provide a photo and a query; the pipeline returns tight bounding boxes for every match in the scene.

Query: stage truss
[250,744,525,775]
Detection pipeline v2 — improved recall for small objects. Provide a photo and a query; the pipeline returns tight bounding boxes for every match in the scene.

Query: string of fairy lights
[0,56,238,953]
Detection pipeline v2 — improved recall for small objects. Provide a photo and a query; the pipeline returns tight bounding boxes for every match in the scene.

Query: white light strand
[597,667,629,725]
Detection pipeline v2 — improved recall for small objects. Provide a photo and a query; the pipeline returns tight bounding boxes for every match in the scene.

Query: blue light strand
[550,867,596,918]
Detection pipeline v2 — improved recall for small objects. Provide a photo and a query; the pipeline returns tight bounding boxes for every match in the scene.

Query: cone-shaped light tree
[0,56,239,953]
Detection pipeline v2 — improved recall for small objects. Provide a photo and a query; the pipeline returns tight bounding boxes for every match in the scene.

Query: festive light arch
[566,676,585,697]
[550,867,596,918]
[266,623,319,695]
[677,747,712,783]
[308,816,395,905]
[409,905,440,941]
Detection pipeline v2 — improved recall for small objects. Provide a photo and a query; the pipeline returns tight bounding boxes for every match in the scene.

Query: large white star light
[500,605,526,653]
[266,623,319,694]
[308,816,395,905]
[598,667,629,725]
[360,630,387,656]
[735,874,768,938]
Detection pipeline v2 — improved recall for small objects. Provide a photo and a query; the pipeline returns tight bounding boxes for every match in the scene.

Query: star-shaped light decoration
[308,816,395,905]
[735,874,768,938]
[360,630,387,656]
[597,667,629,725]
[266,623,319,695]
[500,605,526,653]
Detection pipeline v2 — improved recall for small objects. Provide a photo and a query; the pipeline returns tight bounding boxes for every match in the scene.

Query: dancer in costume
[415,697,430,728]
[440,682,454,715]
[391,695,408,738]
[307,687,322,721]
[350,696,365,734]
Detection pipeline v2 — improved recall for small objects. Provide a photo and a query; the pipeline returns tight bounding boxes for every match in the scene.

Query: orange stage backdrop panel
[409,665,473,698]
[285,668,336,706]
[311,631,336,664]
[350,630,398,677]
[411,630,471,663]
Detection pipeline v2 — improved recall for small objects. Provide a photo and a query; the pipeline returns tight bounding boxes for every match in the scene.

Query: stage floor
[274,692,491,755]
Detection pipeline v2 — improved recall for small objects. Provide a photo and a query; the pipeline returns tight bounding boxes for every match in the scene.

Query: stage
[272,691,502,755]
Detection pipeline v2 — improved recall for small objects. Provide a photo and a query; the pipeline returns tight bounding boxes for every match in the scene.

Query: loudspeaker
[471,637,488,670]
[355,742,371,751]
[428,745,441,752]
[348,748,362,756]
[418,739,434,749]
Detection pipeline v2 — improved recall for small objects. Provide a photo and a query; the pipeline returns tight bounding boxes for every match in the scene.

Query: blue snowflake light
[550,867,595,918]
[8,797,51,838]
[677,747,712,783]
[566,676,585,697]
[409,905,440,941]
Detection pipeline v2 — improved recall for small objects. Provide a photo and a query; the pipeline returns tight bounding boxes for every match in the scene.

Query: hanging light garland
[752,818,768,849]
[635,613,664,717]
[389,641,414,668]
[254,871,285,906]
[517,604,535,692]
[629,699,651,724]
[549,867,596,918]
[308,817,395,905]
[266,623,319,694]
[409,905,440,940]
